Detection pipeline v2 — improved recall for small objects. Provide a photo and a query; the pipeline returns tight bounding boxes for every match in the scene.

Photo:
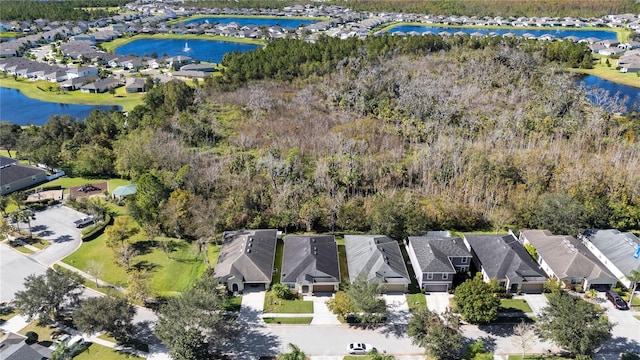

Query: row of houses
[213,228,640,295]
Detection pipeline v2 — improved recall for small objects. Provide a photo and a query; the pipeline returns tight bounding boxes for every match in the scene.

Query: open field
[100,33,266,53]
[0,74,144,112]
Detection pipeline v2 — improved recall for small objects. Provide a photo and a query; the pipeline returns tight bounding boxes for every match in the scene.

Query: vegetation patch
[500,299,533,313]
[407,293,426,314]
[18,321,65,343]
[73,342,143,360]
[262,317,313,324]
[263,291,314,313]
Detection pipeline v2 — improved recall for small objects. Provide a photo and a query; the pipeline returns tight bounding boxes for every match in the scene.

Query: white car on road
[347,343,375,355]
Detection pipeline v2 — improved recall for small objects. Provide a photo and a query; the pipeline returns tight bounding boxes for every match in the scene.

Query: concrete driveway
[383,293,411,325]
[240,289,266,325]
[425,292,452,314]
[522,293,549,315]
[307,293,341,325]
[594,293,640,355]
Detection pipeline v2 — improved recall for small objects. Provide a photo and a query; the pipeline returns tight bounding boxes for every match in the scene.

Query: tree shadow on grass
[132,260,159,273]
[132,240,156,255]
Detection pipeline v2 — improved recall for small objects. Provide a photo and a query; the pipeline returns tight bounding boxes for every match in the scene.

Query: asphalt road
[0,244,48,303]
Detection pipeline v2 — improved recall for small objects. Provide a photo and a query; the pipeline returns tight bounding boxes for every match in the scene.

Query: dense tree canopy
[73,296,136,342]
[536,291,613,356]
[14,269,84,322]
[408,308,463,360]
[453,274,500,324]
[1,0,126,21]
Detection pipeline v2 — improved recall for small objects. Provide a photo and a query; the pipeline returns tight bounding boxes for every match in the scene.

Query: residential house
[464,233,547,293]
[214,229,277,293]
[66,66,98,79]
[60,74,98,91]
[80,77,119,93]
[0,332,52,360]
[125,78,146,93]
[0,156,47,195]
[406,234,472,292]
[281,235,340,294]
[519,230,616,291]
[580,229,640,289]
[344,235,411,293]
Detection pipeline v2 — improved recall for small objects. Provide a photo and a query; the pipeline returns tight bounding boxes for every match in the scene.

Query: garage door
[313,285,335,293]
[424,284,449,293]
[590,283,613,292]
[383,284,407,293]
[520,283,544,294]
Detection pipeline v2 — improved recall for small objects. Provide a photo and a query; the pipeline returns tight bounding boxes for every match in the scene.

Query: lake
[115,39,261,63]
[388,25,618,41]
[578,75,639,109]
[0,87,120,126]
[182,16,319,28]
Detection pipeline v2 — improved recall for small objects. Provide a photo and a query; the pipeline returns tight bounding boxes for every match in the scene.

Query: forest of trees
[0,0,127,21]
[4,35,640,241]
[185,0,640,18]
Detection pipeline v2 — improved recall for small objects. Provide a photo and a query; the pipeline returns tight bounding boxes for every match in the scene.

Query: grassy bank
[0,32,19,38]
[167,14,329,26]
[0,74,144,112]
[378,22,630,42]
[572,55,640,89]
[100,33,266,53]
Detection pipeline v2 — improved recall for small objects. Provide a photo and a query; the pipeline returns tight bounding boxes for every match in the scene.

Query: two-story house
[406,235,472,292]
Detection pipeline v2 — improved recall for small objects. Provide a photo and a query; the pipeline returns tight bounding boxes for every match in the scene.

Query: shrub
[25,331,38,344]
[81,213,113,241]
[575,285,583,293]
[272,283,292,300]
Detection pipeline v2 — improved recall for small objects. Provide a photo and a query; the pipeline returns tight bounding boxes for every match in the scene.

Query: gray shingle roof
[407,236,471,273]
[214,229,277,284]
[344,235,410,285]
[464,234,546,282]
[582,229,640,275]
[281,235,340,285]
[0,163,45,186]
[520,230,615,282]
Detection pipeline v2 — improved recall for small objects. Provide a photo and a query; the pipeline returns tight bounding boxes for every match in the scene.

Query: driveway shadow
[133,320,161,346]
[379,323,407,339]
[477,323,516,337]
[225,308,281,359]
[599,336,640,354]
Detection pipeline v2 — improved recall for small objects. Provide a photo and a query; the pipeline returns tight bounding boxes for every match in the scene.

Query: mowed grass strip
[407,293,426,314]
[74,343,143,360]
[500,299,533,313]
[262,317,313,325]
[263,291,314,314]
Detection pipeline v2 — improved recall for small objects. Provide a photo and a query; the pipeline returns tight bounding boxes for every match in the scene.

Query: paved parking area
[0,244,48,302]
[425,292,451,314]
[27,205,86,266]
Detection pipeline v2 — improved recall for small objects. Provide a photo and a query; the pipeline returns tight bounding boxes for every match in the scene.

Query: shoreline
[377,22,629,42]
[166,14,329,26]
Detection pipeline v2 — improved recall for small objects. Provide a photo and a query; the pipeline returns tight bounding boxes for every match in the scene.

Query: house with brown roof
[519,230,616,291]
[281,235,340,294]
[214,229,277,293]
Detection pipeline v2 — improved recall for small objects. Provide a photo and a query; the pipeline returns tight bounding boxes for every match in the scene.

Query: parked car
[606,290,628,310]
[347,343,375,355]
[73,216,94,228]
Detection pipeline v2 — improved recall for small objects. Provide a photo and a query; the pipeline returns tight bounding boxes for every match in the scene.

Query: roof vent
[246,249,251,253]
[312,238,316,243]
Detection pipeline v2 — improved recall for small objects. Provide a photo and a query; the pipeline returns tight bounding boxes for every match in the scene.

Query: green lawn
[634,315,640,321]
[500,299,533,313]
[272,238,284,284]
[407,293,426,314]
[337,244,350,289]
[0,306,20,323]
[572,55,640,88]
[0,74,144,112]
[224,296,242,312]
[620,291,640,310]
[62,232,220,297]
[18,321,66,342]
[263,291,314,313]
[262,317,313,324]
[10,243,34,254]
[74,343,143,360]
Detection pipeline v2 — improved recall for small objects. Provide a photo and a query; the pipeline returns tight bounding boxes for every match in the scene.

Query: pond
[0,87,120,126]
[577,75,639,109]
[388,25,618,41]
[182,16,320,28]
[115,39,261,64]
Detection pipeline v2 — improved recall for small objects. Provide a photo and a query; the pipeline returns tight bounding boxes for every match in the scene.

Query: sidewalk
[55,261,126,293]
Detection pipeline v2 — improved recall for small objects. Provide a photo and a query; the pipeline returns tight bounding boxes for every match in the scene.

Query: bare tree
[85,261,104,288]
[512,321,536,359]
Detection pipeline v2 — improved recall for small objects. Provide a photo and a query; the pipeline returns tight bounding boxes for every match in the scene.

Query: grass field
[0,74,144,112]
[0,306,20,323]
[262,317,313,324]
[263,291,314,313]
[500,299,533,313]
[62,232,220,297]
[100,33,266,53]
[18,321,65,342]
[74,343,143,360]
[572,55,640,88]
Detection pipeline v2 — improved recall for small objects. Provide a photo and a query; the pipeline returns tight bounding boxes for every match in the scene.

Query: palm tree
[627,270,640,305]
[277,343,306,360]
